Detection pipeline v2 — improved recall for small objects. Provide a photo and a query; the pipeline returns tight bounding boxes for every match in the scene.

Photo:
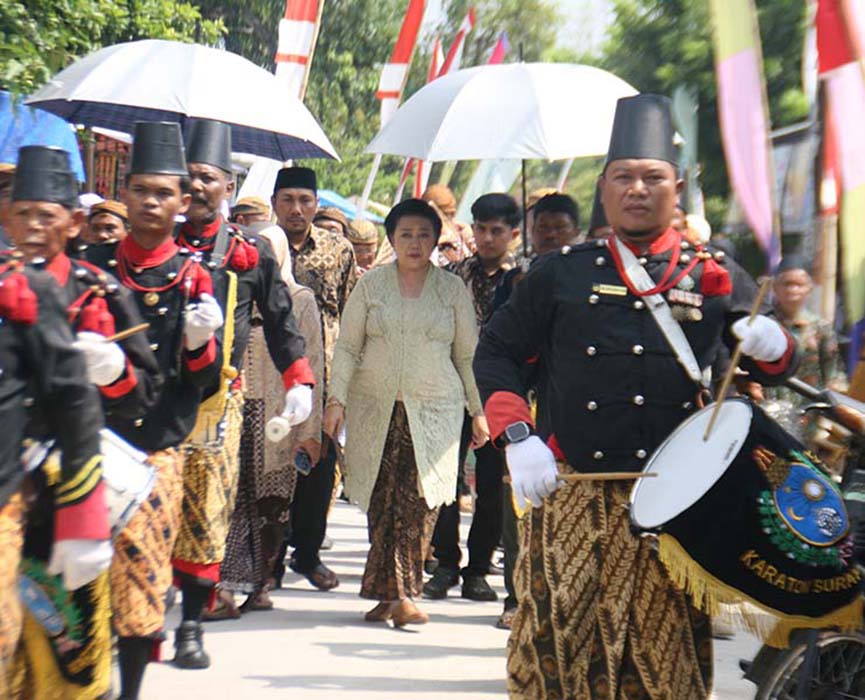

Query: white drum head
[630,399,753,529]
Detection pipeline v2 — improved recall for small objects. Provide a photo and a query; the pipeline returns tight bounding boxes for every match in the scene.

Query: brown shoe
[495,607,516,630]
[391,599,429,627]
[364,601,394,622]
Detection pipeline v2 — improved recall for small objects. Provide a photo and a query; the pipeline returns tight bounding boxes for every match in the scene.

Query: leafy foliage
[0,0,223,95]
[599,0,809,228]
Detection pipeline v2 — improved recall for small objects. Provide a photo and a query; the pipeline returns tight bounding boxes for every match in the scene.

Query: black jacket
[474,236,799,472]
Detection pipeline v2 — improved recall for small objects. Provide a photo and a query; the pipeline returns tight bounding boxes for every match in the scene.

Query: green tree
[0,0,223,95]
[599,0,809,229]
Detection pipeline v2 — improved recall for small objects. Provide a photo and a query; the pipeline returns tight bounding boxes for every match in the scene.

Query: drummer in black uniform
[5,145,162,697]
[0,252,108,697]
[473,94,799,700]
[86,121,223,700]
[171,119,313,669]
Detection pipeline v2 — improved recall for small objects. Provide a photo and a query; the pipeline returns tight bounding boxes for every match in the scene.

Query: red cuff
[547,433,565,460]
[172,559,221,586]
[100,357,138,399]
[282,357,316,389]
[185,336,216,372]
[54,481,110,541]
[754,328,796,376]
[484,390,533,441]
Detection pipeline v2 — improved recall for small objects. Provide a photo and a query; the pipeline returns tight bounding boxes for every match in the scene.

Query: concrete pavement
[143,501,763,699]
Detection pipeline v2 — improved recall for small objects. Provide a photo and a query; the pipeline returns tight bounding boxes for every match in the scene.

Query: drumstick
[503,472,657,484]
[103,323,150,343]
[703,278,771,441]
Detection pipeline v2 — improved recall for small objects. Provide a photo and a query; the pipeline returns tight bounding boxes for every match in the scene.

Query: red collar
[120,235,179,268]
[179,216,222,251]
[45,253,71,287]
[619,227,680,256]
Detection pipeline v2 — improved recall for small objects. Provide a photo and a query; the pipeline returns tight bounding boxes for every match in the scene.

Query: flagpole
[555,158,574,190]
[299,0,326,101]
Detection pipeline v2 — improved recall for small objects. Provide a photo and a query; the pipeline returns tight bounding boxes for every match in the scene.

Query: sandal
[240,588,274,612]
[201,589,240,621]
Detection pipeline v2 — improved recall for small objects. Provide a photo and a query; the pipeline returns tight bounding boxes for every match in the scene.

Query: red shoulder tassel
[0,273,37,325]
[79,297,116,336]
[229,239,259,271]
[187,261,214,299]
[700,258,732,296]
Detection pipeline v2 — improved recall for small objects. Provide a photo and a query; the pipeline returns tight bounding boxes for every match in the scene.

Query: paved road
[143,502,763,699]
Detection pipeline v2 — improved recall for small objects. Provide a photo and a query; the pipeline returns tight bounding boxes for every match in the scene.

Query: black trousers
[501,482,519,611]
[288,435,336,571]
[431,414,504,576]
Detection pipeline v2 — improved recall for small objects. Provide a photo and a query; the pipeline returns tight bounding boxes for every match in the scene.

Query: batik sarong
[0,493,24,698]
[111,448,183,638]
[507,478,713,700]
[360,403,438,601]
[172,390,244,584]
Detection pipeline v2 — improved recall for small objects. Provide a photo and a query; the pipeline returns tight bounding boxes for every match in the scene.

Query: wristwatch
[502,421,532,446]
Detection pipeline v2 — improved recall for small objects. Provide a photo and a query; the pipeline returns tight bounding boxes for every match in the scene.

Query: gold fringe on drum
[658,534,865,649]
[10,571,111,700]
[507,479,712,700]
[173,390,244,571]
[110,448,183,638]
[0,493,25,698]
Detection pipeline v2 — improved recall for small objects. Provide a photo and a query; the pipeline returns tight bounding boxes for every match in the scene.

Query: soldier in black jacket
[474,95,799,700]
[5,145,162,697]
[0,254,109,697]
[170,119,313,668]
[86,121,223,700]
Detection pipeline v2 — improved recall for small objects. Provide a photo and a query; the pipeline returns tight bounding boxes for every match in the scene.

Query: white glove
[184,293,224,351]
[505,435,560,509]
[73,331,126,386]
[283,384,313,427]
[47,539,114,591]
[732,315,788,362]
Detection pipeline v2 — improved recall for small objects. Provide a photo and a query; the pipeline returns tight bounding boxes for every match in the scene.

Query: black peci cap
[12,145,78,208]
[273,166,317,195]
[605,94,678,168]
[185,119,232,173]
[129,121,188,177]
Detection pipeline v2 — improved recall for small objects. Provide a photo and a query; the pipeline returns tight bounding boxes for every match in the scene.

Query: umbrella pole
[84,128,95,192]
[521,159,528,257]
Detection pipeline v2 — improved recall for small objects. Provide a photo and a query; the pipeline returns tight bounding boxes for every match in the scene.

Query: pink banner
[716,50,779,266]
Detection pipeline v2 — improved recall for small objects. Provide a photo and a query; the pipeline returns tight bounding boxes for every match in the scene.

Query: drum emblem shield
[754,446,849,568]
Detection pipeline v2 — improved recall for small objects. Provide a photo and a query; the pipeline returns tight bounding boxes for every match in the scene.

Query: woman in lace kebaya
[324,198,488,627]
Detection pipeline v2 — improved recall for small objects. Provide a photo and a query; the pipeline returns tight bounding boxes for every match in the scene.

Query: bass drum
[630,398,860,630]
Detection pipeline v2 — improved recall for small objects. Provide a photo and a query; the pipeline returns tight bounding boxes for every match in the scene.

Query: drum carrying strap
[610,236,708,388]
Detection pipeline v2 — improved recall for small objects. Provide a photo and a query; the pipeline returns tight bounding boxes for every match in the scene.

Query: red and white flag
[818,0,865,322]
[377,0,426,127]
[439,7,476,75]
[274,0,322,99]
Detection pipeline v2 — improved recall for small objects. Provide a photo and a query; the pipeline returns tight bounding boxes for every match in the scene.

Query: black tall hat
[605,94,678,167]
[273,166,317,194]
[129,121,187,176]
[588,181,608,232]
[185,119,232,172]
[12,145,78,208]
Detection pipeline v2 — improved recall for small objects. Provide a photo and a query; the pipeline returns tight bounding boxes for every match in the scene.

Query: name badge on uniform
[667,288,703,307]
[592,283,628,297]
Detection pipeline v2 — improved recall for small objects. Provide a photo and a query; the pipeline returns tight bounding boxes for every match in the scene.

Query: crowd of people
[0,92,851,700]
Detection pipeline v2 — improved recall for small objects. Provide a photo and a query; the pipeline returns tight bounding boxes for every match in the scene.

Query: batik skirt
[360,402,438,601]
[507,479,713,700]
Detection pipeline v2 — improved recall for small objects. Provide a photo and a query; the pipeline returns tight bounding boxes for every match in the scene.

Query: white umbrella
[366,62,637,162]
[27,39,338,161]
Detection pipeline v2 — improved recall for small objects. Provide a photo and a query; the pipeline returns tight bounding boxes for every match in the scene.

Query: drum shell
[652,404,860,620]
